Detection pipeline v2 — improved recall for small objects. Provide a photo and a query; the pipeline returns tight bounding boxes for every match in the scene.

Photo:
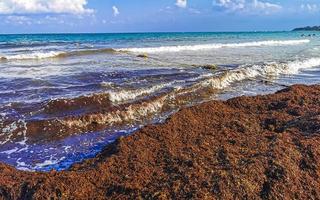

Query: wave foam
[118,39,310,53]
[61,95,167,129]
[201,57,320,89]
[0,48,120,61]
[108,82,174,103]
[0,39,310,60]
[0,51,64,60]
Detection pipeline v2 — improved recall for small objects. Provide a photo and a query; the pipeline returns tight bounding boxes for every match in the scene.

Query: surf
[118,39,310,53]
[0,48,122,61]
[200,57,320,89]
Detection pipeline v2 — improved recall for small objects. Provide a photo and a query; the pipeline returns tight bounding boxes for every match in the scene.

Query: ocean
[0,32,319,171]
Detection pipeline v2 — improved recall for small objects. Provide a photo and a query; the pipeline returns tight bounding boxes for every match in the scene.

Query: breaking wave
[0,51,64,60]
[118,39,310,53]
[107,82,176,103]
[200,57,320,89]
[0,39,310,60]
[57,48,120,57]
[60,95,167,130]
[0,48,121,61]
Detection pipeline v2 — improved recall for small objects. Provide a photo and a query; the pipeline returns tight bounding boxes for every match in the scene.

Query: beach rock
[192,64,218,70]
[0,84,320,199]
[137,54,148,58]
[202,64,218,70]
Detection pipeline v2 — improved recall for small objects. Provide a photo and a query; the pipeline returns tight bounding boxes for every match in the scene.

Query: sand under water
[0,84,319,199]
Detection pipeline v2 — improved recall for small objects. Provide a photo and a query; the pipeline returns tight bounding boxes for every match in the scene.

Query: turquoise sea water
[0,32,319,171]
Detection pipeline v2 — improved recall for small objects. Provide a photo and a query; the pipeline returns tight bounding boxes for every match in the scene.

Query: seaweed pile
[0,84,319,199]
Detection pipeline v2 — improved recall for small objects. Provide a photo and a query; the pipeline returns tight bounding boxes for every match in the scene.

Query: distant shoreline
[293,26,320,31]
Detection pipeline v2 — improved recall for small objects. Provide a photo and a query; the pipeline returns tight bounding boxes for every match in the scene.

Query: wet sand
[0,84,320,199]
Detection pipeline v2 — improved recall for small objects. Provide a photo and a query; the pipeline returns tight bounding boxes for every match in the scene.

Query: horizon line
[0,30,300,35]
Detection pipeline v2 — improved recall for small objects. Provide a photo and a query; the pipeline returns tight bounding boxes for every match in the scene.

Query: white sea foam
[0,39,310,59]
[0,51,64,60]
[108,82,174,103]
[34,156,66,169]
[0,147,19,155]
[118,39,310,53]
[16,158,29,171]
[61,95,167,128]
[201,57,320,89]
[100,81,114,87]
[0,113,28,163]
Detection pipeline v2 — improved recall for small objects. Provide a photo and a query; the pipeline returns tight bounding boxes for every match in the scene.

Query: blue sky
[0,0,319,33]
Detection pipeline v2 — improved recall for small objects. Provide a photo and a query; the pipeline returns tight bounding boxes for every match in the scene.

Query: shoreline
[1,84,320,199]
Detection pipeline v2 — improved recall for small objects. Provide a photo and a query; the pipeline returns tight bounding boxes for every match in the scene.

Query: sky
[0,0,319,33]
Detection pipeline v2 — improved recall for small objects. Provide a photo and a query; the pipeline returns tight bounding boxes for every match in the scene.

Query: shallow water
[0,32,319,171]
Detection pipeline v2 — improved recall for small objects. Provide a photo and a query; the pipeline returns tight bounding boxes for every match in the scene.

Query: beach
[0,32,319,199]
[0,32,320,172]
[0,84,319,199]
[0,0,320,198]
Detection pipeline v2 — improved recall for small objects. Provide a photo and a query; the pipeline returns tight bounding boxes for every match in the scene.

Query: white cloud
[214,0,281,14]
[5,15,32,25]
[176,0,187,8]
[2,13,93,26]
[189,8,201,14]
[301,3,319,12]
[112,6,119,17]
[252,0,281,10]
[215,0,246,11]
[0,0,93,14]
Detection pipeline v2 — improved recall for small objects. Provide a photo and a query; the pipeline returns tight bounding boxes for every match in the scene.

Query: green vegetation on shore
[293,26,320,31]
